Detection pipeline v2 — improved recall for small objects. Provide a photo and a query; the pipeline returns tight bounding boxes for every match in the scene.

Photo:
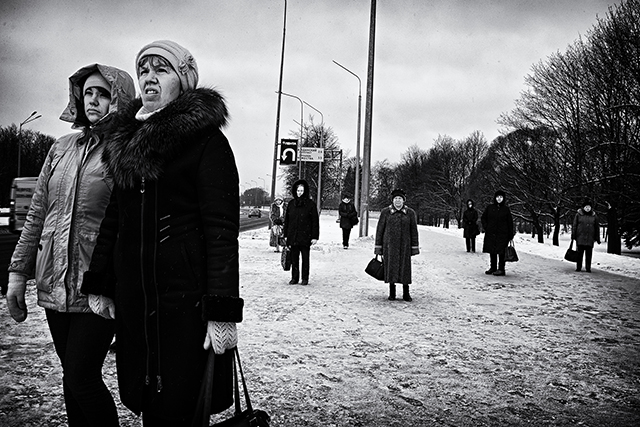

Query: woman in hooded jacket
[481,190,514,276]
[462,199,479,252]
[6,64,135,426]
[571,199,601,272]
[283,179,320,285]
[81,41,242,426]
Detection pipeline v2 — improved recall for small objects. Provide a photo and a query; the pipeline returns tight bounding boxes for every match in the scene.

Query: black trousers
[490,252,505,271]
[576,244,593,271]
[465,237,476,252]
[45,309,118,427]
[342,228,352,247]
[290,244,310,281]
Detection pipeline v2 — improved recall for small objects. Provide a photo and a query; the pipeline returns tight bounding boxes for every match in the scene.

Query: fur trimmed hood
[103,87,228,189]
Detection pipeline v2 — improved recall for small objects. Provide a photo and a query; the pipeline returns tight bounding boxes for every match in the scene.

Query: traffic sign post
[300,147,324,162]
[279,138,298,165]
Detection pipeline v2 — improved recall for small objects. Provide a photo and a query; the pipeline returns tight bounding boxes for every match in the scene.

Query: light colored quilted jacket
[9,64,134,313]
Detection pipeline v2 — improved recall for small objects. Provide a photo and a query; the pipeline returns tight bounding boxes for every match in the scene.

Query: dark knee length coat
[481,198,514,254]
[374,205,420,284]
[82,88,242,418]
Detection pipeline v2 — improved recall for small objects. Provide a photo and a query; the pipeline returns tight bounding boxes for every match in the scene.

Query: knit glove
[88,294,115,320]
[203,321,238,355]
[6,272,28,322]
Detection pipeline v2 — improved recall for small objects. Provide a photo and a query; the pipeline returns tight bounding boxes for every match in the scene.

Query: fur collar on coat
[103,87,228,189]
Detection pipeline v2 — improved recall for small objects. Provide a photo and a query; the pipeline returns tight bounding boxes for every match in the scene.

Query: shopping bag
[564,240,579,262]
[365,255,385,280]
[504,240,519,262]
[281,246,291,271]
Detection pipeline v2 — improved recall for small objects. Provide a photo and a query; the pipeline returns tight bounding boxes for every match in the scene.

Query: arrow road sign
[280,138,298,165]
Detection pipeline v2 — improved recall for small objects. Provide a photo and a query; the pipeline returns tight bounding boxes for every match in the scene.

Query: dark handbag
[564,240,579,262]
[350,215,359,226]
[504,240,519,262]
[365,255,385,281]
[281,246,291,271]
[194,348,270,427]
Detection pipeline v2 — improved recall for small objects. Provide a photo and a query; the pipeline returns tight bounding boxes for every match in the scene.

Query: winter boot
[388,284,396,301]
[403,284,412,302]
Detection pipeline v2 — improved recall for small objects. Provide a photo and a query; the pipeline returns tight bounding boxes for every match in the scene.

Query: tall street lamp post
[332,60,362,225]
[303,101,323,213]
[271,0,288,204]
[17,111,41,177]
[277,91,304,179]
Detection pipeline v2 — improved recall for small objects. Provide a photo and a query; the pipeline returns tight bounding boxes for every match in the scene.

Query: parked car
[9,177,38,233]
[248,207,262,218]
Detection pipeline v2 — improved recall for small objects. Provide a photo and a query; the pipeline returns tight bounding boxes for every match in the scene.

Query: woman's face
[138,56,181,112]
[467,201,473,208]
[393,196,404,209]
[496,195,504,204]
[584,205,592,212]
[343,198,350,203]
[296,185,304,198]
[276,199,283,205]
[83,87,111,124]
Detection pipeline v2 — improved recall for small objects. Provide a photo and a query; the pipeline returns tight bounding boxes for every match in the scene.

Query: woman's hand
[6,273,28,322]
[88,294,115,320]
[203,321,238,355]
[311,239,318,245]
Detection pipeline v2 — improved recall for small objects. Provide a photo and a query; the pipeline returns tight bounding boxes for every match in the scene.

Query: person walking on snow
[462,198,480,252]
[338,193,358,249]
[571,199,601,272]
[269,197,286,252]
[481,190,515,276]
[283,179,319,286]
[374,189,420,302]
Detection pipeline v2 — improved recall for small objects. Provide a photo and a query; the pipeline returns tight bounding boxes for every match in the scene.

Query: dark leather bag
[564,240,579,262]
[365,255,385,281]
[504,240,519,262]
[193,348,270,427]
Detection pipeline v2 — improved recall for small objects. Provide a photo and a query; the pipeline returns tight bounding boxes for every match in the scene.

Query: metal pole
[360,0,376,237]
[332,60,362,221]
[303,101,323,213]
[17,111,41,177]
[277,91,303,179]
[270,0,287,203]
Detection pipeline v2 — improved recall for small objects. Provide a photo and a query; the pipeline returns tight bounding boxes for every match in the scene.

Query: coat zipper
[140,177,152,387]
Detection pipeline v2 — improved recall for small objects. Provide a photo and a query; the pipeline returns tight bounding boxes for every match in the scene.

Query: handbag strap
[569,239,574,250]
[233,347,254,413]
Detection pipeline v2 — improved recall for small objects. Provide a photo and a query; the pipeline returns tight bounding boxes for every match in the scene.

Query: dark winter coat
[572,209,601,247]
[462,207,479,239]
[481,194,514,254]
[269,202,285,226]
[82,88,241,418]
[338,201,358,229]
[283,180,319,247]
[374,205,420,284]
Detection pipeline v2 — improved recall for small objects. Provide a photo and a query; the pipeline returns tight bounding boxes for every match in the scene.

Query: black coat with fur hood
[283,179,320,246]
[481,190,515,254]
[83,88,240,417]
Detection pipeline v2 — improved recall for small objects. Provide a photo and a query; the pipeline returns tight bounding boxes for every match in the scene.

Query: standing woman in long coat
[571,199,601,272]
[374,189,420,301]
[338,193,358,249]
[269,197,286,252]
[283,179,320,285]
[462,199,479,252]
[481,190,514,276]
[82,40,242,426]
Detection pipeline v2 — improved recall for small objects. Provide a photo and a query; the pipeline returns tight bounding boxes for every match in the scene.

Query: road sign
[280,138,298,165]
[300,147,324,162]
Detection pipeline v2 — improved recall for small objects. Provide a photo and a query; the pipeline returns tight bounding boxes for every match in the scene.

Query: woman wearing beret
[82,40,241,426]
[374,189,420,301]
[481,190,515,276]
[7,64,135,426]
[571,199,601,272]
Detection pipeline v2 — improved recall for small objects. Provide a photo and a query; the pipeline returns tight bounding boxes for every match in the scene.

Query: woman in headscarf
[7,64,135,426]
[462,199,479,252]
[82,40,242,426]
[269,197,286,252]
[481,190,514,276]
[571,199,601,272]
[374,189,420,302]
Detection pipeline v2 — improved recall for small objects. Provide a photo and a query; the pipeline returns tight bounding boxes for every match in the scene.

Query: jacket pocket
[35,229,55,293]
[157,239,202,292]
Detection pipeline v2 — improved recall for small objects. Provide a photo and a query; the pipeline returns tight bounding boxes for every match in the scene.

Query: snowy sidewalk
[233,213,640,426]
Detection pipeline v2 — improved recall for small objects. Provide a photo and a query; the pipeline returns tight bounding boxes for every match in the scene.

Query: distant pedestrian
[571,199,601,272]
[481,190,515,276]
[283,179,319,285]
[269,197,286,252]
[374,189,420,302]
[338,194,358,249]
[462,199,479,252]
[6,63,135,427]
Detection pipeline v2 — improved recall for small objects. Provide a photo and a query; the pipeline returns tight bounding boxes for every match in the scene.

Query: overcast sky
[0,0,615,196]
